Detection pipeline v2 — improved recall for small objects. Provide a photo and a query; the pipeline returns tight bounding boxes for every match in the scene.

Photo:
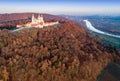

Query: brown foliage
[0,19,119,81]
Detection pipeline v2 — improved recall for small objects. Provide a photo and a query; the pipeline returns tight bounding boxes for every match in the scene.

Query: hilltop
[0,13,120,81]
[0,13,67,22]
[0,13,67,29]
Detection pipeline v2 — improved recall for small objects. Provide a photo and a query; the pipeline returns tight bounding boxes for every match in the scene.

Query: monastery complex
[17,14,59,28]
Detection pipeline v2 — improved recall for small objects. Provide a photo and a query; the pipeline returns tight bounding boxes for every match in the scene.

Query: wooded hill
[0,13,120,81]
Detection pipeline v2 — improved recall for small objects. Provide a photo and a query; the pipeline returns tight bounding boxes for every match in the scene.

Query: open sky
[0,0,120,15]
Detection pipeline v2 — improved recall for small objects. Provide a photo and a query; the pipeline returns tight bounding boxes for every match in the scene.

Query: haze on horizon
[0,0,120,16]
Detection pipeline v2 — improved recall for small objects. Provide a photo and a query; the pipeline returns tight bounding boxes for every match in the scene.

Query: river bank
[84,20,120,49]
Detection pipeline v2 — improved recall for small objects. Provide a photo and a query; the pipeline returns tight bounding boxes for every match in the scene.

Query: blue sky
[0,0,120,15]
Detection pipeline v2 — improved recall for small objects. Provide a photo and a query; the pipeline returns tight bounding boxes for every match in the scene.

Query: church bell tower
[32,14,35,23]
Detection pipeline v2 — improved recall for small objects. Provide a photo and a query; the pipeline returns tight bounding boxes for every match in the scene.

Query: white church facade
[17,14,59,28]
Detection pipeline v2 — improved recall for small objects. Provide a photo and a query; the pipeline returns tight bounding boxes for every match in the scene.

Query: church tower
[38,14,41,20]
[40,15,44,22]
[32,14,35,24]
[38,14,44,24]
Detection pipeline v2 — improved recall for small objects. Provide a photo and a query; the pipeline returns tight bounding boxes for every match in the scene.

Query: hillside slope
[0,13,120,81]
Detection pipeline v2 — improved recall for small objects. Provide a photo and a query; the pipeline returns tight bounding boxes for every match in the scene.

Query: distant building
[17,14,59,28]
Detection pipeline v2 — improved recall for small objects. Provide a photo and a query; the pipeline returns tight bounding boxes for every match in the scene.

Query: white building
[17,14,59,28]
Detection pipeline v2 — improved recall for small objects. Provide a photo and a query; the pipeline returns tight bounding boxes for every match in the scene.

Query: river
[83,20,120,38]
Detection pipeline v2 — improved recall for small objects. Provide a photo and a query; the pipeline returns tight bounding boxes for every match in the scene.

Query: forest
[0,13,120,81]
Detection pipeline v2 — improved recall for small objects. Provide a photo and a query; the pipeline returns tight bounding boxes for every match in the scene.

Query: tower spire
[38,14,41,19]
[32,14,34,19]
[32,14,35,23]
